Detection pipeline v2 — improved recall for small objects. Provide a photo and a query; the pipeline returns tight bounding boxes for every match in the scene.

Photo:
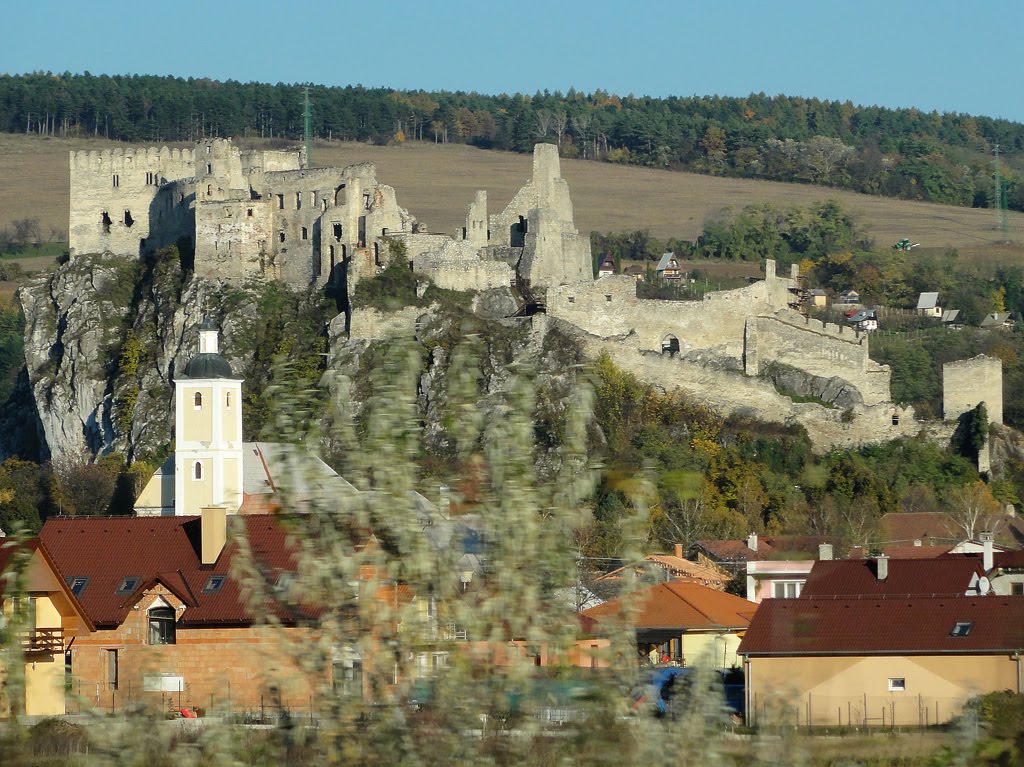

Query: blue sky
[5,0,1023,123]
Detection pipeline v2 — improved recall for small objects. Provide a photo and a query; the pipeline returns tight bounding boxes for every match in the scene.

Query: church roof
[181,352,234,379]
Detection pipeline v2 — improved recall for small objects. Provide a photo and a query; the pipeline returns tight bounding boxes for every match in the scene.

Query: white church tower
[173,320,244,516]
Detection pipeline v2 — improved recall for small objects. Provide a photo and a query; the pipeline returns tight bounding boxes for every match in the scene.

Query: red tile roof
[39,515,301,627]
[739,596,1024,655]
[581,581,756,630]
[596,556,728,589]
[800,558,982,598]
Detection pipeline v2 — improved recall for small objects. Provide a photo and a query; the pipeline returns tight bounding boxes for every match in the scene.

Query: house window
[66,577,89,596]
[116,577,140,595]
[107,649,118,690]
[203,575,226,594]
[950,621,973,637]
[148,606,176,645]
[194,391,203,409]
[193,461,203,481]
[772,581,802,599]
[888,677,906,692]
[1012,583,1024,596]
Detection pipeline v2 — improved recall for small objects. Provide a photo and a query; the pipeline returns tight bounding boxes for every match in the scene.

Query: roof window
[116,577,140,595]
[202,575,226,594]
[66,576,90,596]
[950,621,973,637]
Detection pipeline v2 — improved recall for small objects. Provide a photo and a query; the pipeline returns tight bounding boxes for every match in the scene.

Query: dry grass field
[1,133,1022,266]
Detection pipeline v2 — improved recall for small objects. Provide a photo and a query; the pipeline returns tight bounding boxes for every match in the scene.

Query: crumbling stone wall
[944,355,1003,424]
[70,146,196,256]
[195,199,273,280]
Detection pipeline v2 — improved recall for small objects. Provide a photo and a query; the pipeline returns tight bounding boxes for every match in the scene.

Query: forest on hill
[2,72,1022,213]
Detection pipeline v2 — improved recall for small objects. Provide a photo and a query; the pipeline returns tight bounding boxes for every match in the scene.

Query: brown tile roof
[596,556,728,589]
[994,550,1024,569]
[880,512,1024,548]
[691,536,827,563]
[800,558,982,598]
[739,596,1024,655]
[581,581,756,631]
[39,515,301,627]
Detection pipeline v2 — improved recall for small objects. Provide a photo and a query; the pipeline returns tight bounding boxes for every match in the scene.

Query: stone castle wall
[944,355,1003,424]
[70,146,196,257]
[746,313,891,406]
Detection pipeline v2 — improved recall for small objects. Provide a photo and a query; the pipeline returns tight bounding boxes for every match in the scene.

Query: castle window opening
[321,199,327,212]
[194,391,203,410]
[382,228,388,236]
[568,296,575,304]
[207,163,212,174]
[206,145,211,155]
[279,231,286,243]
[462,227,467,239]
[363,193,371,209]
[301,227,308,240]
[277,194,284,210]
[124,210,134,228]
[207,184,212,196]
[247,208,253,217]
[661,335,681,356]
[333,224,342,241]
[311,192,317,207]
[605,294,612,302]
[329,245,335,266]
[374,242,380,264]
[101,211,112,234]
[295,192,302,210]
[892,413,900,426]
[112,174,119,188]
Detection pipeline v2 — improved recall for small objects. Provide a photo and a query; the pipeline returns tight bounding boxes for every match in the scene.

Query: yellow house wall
[135,473,165,510]
[183,387,213,443]
[184,461,213,512]
[681,632,743,668]
[24,653,65,716]
[748,654,1020,727]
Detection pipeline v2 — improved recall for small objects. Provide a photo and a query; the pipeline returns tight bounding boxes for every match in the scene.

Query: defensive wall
[746,313,891,406]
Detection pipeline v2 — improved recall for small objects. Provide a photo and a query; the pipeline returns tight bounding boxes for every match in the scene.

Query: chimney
[980,531,994,572]
[746,532,758,552]
[201,505,227,565]
[675,544,684,559]
[818,543,833,561]
[875,555,888,581]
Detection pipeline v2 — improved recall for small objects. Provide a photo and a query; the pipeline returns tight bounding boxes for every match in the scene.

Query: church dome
[182,352,234,379]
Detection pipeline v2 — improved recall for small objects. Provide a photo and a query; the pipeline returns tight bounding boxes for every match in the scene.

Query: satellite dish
[978,576,991,595]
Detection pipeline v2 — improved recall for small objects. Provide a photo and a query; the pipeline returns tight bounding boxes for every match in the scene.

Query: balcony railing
[21,628,64,654]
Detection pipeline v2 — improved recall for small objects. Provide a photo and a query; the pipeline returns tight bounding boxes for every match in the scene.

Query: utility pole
[303,87,312,169]
[993,144,1009,241]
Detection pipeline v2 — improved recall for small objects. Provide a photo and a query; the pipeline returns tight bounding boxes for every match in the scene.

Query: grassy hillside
[1,133,1022,267]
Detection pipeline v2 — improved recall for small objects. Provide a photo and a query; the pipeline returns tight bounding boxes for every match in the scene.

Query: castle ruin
[69,140,1001,455]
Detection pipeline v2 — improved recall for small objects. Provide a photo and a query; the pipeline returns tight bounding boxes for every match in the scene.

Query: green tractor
[893,239,919,251]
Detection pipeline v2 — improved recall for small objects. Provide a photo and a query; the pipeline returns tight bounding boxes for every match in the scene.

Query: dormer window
[194,391,203,410]
[148,606,176,645]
